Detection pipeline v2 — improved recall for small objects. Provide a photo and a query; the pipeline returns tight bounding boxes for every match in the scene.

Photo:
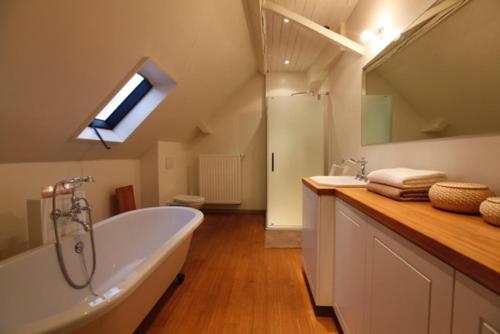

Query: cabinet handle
[272,153,275,172]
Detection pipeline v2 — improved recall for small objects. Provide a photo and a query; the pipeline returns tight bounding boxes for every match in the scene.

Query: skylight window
[90,73,152,130]
[77,58,177,144]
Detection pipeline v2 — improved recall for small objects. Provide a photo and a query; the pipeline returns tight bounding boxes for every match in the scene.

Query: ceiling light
[283,18,290,23]
[284,60,290,65]
[360,30,375,43]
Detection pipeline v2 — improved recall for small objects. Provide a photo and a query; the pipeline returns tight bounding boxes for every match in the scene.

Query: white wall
[188,74,266,210]
[266,72,309,96]
[0,0,257,162]
[140,145,159,207]
[158,141,189,206]
[140,141,189,207]
[329,0,500,193]
[0,160,141,260]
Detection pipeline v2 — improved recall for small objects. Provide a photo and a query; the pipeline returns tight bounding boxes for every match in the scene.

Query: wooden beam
[262,1,365,56]
[259,0,268,73]
[242,0,267,73]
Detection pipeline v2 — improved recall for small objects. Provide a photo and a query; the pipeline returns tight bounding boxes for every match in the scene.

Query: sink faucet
[342,158,368,181]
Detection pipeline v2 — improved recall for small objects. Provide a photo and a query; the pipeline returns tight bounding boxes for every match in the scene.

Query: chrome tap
[69,197,92,232]
[50,176,94,232]
[50,176,97,290]
[342,157,368,181]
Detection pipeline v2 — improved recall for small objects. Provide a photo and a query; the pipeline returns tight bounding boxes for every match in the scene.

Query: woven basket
[429,182,495,214]
[480,197,500,226]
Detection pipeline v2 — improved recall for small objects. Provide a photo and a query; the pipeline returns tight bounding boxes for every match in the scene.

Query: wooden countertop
[302,178,500,295]
[302,177,337,195]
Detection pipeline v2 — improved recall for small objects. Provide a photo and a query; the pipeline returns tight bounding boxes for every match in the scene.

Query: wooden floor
[136,213,339,334]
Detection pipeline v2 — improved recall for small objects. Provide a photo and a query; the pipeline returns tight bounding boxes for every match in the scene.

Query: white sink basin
[309,175,367,187]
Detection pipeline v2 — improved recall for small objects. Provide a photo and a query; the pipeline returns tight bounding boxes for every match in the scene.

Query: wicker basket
[429,182,495,214]
[480,197,500,226]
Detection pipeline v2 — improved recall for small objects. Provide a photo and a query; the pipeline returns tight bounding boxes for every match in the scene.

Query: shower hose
[51,187,98,294]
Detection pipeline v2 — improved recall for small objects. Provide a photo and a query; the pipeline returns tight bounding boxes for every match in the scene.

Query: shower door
[267,95,324,229]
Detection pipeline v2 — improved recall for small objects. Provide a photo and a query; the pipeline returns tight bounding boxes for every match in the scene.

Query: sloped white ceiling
[0,0,257,162]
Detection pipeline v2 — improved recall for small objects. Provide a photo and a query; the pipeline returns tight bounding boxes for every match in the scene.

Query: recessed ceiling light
[283,18,290,23]
[284,60,290,65]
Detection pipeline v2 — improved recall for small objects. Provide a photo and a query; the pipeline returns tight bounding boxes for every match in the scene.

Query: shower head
[291,91,310,96]
[78,176,95,183]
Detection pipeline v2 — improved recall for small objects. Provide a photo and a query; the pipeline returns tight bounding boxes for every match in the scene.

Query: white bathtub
[0,206,203,333]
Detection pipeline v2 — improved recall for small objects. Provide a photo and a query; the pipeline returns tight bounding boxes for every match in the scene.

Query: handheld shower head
[79,176,95,183]
[61,176,95,189]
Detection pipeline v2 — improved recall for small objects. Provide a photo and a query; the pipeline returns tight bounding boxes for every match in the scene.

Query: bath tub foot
[176,273,185,284]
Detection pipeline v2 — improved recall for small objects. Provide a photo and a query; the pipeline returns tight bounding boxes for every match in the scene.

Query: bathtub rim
[1,206,203,334]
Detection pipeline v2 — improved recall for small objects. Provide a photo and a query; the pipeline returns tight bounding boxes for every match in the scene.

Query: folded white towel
[367,168,447,189]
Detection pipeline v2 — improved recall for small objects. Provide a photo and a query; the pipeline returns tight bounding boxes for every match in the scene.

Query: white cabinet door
[334,200,454,334]
[365,221,454,334]
[334,200,368,334]
[452,272,500,334]
[267,96,324,229]
[302,185,319,299]
[302,185,335,306]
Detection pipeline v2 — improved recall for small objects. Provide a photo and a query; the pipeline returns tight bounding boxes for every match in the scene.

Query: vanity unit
[302,181,335,306]
[302,178,500,334]
[302,176,367,306]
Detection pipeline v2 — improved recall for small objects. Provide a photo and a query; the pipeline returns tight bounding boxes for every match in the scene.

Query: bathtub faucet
[69,197,92,232]
[51,176,94,231]
[50,176,97,290]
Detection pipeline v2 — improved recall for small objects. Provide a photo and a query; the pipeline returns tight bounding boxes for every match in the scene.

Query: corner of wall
[187,74,267,210]
[139,143,160,207]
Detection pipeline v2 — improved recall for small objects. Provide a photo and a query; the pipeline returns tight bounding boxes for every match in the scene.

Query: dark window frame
[90,77,153,130]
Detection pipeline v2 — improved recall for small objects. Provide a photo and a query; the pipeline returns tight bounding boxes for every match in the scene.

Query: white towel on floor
[367,168,447,189]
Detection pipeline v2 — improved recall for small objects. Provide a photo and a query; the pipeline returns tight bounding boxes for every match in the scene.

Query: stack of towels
[367,168,448,201]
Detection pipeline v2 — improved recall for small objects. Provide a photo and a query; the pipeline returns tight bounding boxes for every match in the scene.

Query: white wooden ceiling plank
[296,31,312,70]
[304,35,325,70]
[286,22,302,71]
[292,25,306,71]
[272,13,282,71]
[263,2,365,55]
[281,12,296,71]
[296,0,320,70]
[289,0,310,71]
[265,11,275,72]
[269,13,276,71]
[280,9,293,71]
[317,0,333,26]
[297,0,307,16]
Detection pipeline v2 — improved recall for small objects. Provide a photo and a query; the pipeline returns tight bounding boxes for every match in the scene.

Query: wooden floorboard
[136,213,338,334]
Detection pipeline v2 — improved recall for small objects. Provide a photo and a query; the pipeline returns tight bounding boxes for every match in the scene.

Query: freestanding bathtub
[0,206,203,333]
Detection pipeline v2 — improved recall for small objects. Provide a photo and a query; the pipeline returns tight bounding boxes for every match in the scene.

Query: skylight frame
[76,58,177,144]
[89,74,153,130]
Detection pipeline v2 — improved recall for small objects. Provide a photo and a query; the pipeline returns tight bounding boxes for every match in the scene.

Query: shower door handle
[271,153,275,172]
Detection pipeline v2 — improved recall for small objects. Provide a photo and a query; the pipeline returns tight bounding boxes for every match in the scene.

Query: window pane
[95,73,145,121]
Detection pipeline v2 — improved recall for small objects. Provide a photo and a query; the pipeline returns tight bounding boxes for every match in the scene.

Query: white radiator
[199,154,242,204]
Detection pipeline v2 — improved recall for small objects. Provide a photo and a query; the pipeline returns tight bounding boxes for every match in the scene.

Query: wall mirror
[361,0,500,145]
